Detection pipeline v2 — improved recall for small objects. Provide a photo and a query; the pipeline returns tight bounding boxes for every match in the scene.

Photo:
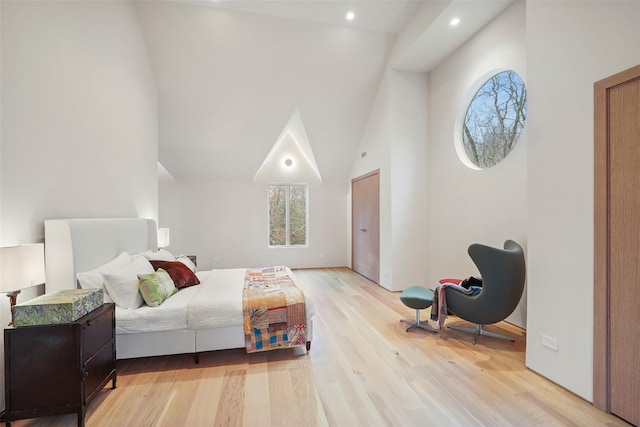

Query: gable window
[268,183,308,247]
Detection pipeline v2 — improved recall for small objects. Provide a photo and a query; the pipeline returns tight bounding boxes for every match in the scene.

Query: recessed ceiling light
[450,17,461,26]
[346,11,355,21]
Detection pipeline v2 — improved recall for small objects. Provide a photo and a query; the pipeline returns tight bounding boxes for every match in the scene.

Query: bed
[43,218,313,361]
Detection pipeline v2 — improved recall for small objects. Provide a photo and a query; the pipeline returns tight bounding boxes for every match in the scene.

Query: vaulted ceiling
[135,0,512,183]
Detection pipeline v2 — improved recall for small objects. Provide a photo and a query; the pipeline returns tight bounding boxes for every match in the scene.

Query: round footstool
[400,286,437,333]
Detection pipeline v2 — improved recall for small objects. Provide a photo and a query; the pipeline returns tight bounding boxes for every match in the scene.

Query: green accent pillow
[138,268,178,307]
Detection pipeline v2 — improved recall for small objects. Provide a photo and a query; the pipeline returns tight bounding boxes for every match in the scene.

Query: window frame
[454,69,527,170]
[267,182,309,249]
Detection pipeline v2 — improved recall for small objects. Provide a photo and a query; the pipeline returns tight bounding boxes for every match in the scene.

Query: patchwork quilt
[242,266,308,353]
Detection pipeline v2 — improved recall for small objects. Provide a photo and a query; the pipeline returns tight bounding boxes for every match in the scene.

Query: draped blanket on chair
[431,279,482,328]
[242,266,307,353]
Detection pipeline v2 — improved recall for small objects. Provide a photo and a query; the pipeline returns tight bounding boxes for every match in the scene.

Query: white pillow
[76,252,131,303]
[103,256,154,309]
[140,249,175,261]
[175,255,197,273]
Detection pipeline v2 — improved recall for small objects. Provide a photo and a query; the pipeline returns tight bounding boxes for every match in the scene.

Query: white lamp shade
[157,228,170,248]
[0,244,46,293]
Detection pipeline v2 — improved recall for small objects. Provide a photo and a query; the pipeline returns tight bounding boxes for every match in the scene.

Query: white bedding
[116,283,198,334]
[116,267,314,335]
[188,268,247,330]
[115,269,222,334]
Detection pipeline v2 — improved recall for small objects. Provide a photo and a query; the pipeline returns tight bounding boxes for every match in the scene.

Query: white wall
[159,178,347,270]
[351,73,393,287]
[427,2,527,327]
[525,0,640,401]
[350,69,431,292]
[0,0,158,410]
[350,51,431,292]
[389,70,430,290]
[1,0,158,246]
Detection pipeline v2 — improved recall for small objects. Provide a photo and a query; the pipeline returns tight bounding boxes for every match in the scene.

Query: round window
[459,70,527,169]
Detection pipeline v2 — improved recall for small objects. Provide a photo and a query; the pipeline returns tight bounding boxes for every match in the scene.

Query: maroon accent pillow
[149,260,200,289]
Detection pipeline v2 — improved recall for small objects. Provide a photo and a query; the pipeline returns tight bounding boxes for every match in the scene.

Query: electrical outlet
[542,335,558,351]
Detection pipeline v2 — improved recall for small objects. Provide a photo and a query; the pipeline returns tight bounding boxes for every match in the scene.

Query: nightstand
[187,255,197,267]
[3,303,116,427]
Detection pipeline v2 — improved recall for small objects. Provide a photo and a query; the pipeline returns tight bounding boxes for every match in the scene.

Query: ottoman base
[401,310,437,333]
[399,285,437,334]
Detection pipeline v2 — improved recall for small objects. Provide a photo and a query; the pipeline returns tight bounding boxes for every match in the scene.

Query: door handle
[360,228,367,232]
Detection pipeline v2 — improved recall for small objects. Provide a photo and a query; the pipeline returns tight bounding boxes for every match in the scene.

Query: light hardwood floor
[10,268,629,426]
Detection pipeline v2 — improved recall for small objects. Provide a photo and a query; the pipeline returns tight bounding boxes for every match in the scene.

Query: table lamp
[158,228,170,249]
[0,243,46,326]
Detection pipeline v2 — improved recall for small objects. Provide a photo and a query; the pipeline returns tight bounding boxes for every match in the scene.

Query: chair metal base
[401,309,437,333]
[447,323,515,345]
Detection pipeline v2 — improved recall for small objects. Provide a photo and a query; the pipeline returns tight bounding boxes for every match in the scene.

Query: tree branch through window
[461,70,527,169]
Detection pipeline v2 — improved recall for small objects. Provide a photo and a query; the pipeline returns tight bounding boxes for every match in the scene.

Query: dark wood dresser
[3,303,116,427]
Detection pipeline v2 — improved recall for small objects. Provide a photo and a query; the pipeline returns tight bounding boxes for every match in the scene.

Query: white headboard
[44,218,158,293]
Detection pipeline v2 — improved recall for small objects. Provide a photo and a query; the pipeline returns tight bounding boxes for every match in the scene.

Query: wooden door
[352,170,380,283]
[594,64,640,426]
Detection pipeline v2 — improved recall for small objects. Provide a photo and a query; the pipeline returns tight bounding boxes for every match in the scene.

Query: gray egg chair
[445,239,526,344]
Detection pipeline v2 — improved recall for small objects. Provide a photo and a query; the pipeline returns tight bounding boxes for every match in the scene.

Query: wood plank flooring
[9,268,629,426]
